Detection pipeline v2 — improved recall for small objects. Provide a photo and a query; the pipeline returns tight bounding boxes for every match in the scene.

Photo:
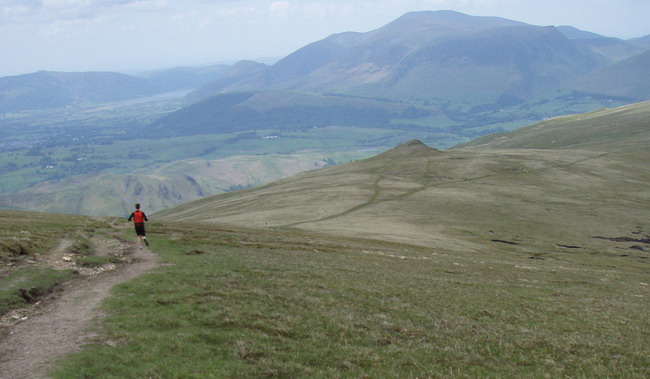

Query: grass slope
[570,50,650,100]
[156,138,650,258]
[51,223,649,377]
[0,149,375,216]
[0,211,120,315]
[456,100,650,150]
[5,101,649,377]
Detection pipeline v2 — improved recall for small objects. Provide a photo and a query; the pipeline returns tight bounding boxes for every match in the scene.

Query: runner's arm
[128,212,134,221]
[143,213,149,222]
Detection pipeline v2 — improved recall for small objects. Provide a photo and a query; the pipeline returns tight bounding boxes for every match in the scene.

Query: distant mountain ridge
[142,64,231,93]
[187,11,649,103]
[190,11,601,100]
[152,91,433,136]
[0,65,230,113]
[150,11,650,137]
[630,34,650,47]
[0,71,159,112]
[570,50,650,99]
[2,11,649,117]
[557,26,605,40]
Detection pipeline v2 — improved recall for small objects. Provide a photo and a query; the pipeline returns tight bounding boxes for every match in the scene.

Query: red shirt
[129,210,148,225]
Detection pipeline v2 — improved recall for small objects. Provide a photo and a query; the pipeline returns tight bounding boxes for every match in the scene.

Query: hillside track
[0,243,159,379]
[282,149,613,228]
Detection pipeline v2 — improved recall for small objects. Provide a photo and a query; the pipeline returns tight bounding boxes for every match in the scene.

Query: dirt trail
[0,244,159,379]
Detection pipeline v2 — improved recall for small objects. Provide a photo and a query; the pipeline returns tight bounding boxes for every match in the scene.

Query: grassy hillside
[4,101,648,376]
[0,210,122,315]
[570,50,650,100]
[155,138,650,259]
[49,221,648,377]
[0,149,374,216]
[150,91,438,136]
[456,100,650,150]
[2,211,645,377]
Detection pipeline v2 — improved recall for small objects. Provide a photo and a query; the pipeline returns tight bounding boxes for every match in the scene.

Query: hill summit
[383,139,438,154]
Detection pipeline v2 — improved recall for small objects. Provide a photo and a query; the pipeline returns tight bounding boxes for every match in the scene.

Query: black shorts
[134,223,146,236]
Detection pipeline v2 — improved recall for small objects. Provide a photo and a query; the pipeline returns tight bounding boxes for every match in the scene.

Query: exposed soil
[0,243,159,379]
[593,235,650,245]
[490,239,519,245]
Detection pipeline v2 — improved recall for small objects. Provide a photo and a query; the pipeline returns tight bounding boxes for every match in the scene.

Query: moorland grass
[0,211,109,261]
[51,222,649,378]
[0,210,121,315]
[0,268,77,314]
[74,255,122,268]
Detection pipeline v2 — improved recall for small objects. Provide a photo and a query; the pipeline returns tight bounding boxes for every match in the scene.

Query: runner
[128,203,149,248]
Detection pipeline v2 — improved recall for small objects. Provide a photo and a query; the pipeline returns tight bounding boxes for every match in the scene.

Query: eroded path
[0,244,159,379]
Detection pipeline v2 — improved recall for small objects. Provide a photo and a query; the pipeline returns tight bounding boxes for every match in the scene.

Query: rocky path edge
[0,244,159,379]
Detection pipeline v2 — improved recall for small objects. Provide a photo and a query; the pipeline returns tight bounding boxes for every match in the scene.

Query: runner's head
[135,203,140,210]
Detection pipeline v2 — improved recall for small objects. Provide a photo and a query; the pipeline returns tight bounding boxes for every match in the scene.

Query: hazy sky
[1,0,649,77]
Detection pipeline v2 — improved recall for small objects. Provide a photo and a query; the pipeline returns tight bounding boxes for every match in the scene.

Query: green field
[0,129,390,215]
[1,209,646,377]
[48,222,648,378]
[0,123,416,194]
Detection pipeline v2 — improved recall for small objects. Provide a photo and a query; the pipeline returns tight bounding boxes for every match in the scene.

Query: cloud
[42,0,92,8]
[0,0,171,23]
[269,1,291,13]
[0,5,31,18]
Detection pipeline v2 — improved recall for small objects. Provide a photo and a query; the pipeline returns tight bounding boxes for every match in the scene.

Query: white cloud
[0,5,31,17]
[122,0,170,11]
[269,1,291,18]
[42,0,92,9]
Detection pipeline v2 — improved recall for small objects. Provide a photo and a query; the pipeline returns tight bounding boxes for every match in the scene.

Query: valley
[2,11,648,216]
[0,86,632,215]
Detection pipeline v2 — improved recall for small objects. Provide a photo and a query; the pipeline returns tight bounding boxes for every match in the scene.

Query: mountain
[556,26,648,62]
[152,11,618,139]
[374,25,602,102]
[0,71,160,113]
[0,65,234,113]
[569,50,650,100]
[557,26,605,40]
[156,101,650,251]
[3,11,649,219]
[190,11,526,96]
[184,61,270,100]
[556,26,649,63]
[269,11,527,89]
[629,34,650,48]
[190,11,602,103]
[151,90,434,136]
[142,64,231,92]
